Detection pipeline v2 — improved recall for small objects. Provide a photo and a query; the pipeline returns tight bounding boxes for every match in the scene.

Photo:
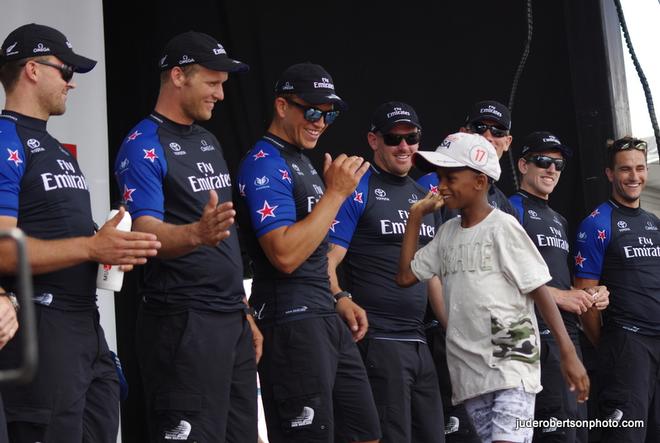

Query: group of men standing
[0,22,657,443]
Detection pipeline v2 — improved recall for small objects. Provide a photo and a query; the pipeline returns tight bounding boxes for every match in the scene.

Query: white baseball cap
[413,132,501,181]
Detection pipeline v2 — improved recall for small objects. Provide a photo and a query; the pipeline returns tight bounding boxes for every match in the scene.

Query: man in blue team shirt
[237,62,381,443]
[574,136,660,442]
[510,132,609,443]
[327,101,444,442]
[0,23,160,442]
[418,100,517,217]
[114,32,261,442]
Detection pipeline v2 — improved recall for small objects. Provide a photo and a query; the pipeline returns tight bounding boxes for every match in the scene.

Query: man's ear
[22,59,39,82]
[502,134,513,152]
[170,67,187,88]
[273,96,288,119]
[518,157,528,175]
[367,132,379,152]
[605,167,614,183]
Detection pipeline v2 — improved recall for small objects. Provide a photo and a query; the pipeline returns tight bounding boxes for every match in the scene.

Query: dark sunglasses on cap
[285,98,340,125]
[527,154,566,171]
[21,60,75,83]
[468,122,509,138]
[380,131,421,146]
[610,138,647,153]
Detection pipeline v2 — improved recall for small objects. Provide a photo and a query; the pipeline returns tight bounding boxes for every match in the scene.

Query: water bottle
[96,209,132,291]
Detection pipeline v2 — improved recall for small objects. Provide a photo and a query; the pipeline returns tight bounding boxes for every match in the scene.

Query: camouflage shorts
[464,385,535,443]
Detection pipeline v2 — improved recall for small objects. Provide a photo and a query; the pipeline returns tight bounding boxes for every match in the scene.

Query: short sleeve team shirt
[0,111,96,310]
[509,190,578,336]
[237,134,335,325]
[330,166,436,341]
[574,200,660,335]
[114,113,245,313]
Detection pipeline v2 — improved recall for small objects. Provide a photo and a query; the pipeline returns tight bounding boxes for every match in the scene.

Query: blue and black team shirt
[237,134,335,325]
[0,110,96,310]
[114,113,245,313]
[575,200,660,336]
[330,165,436,341]
[509,190,578,336]
[417,171,517,221]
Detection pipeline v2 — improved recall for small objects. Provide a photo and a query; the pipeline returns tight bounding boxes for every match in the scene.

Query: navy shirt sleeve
[114,120,168,219]
[237,144,296,237]
[416,172,439,194]
[329,173,370,248]
[574,204,612,280]
[508,193,525,224]
[0,121,26,217]
[490,184,517,217]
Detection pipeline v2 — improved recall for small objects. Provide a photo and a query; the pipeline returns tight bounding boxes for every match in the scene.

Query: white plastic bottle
[96,209,132,292]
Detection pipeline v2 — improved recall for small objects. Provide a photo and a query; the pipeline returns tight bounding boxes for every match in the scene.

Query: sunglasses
[285,98,339,125]
[527,154,566,171]
[28,60,75,83]
[611,138,647,153]
[468,122,509,138]
[380,132,421,146]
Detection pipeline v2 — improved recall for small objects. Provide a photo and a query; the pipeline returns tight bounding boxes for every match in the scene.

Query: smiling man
[237,63,380,443]
[510,132,608,443]
[573,136,660,442]
[327,102,444,442]
[0,23,160,442]
[113,31,261,443]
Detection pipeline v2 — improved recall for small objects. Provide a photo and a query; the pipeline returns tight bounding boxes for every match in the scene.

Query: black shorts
[358,338,445,442]
[597,327,660,443]
[258,315,381,442]
[578,330,601,441]
[137,307,257,443]
[533,334,587,443]
[0,395,8,443]
[0,305,119,443]
[427,326,480,443]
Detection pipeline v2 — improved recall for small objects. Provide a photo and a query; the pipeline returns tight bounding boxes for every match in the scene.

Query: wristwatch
[333,290,352,303]
[0,293,19,312]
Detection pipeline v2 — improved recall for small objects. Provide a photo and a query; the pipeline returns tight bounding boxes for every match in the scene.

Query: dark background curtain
[102,1,616,440]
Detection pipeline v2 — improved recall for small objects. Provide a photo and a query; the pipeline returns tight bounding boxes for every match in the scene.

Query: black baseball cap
[0,23,96,73]
[466,100,511,130]
[274,62,347,111]
[159,31,249,73]
[520,131,573,158]
[369,101,421,133]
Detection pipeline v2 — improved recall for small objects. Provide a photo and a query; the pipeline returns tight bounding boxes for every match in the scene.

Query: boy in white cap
[396,132,589,443]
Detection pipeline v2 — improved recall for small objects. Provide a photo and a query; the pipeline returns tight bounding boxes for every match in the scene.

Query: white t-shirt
[411,209,551,404]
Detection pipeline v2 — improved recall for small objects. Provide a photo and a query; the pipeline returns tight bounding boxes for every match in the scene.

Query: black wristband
[333,290,352,303]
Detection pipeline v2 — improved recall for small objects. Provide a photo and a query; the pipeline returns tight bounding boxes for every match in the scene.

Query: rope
[506,0,534,189]
[613,0,660,156]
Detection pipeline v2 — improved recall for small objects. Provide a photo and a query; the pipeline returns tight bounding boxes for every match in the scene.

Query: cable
[506,0,534,190]
[613,0,660,157]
